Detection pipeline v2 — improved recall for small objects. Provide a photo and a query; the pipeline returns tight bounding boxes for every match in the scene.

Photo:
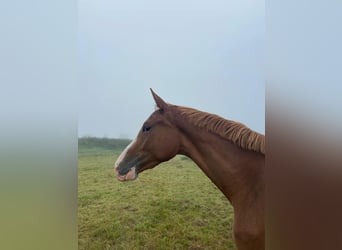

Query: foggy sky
[79,0,265,139]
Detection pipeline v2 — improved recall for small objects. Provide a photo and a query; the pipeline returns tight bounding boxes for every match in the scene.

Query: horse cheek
[156,134,178,161]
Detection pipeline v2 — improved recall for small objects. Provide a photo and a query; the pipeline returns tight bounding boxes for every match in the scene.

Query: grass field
[78,138,236,249]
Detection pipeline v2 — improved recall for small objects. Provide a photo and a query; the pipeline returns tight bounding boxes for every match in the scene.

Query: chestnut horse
[114,89,265,250]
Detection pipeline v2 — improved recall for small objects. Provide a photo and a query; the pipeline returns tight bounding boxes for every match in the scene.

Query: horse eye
[142,126,151,132]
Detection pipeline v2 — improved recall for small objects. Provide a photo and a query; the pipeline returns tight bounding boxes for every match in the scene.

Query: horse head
[114,89,181,181]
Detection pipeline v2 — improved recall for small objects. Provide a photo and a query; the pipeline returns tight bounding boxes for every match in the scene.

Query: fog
[78,0,265,138]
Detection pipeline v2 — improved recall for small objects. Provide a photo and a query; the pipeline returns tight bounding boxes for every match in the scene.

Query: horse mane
[174,106,265,154]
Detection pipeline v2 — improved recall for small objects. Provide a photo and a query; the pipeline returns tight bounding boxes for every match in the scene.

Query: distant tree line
[78,137,131,150]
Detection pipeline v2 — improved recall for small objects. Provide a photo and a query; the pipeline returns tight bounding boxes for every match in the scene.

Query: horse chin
[137,161,158,174]
[116,166,137,181]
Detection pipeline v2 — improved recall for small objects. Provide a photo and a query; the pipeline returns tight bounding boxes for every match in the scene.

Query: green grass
[78,138,236,249]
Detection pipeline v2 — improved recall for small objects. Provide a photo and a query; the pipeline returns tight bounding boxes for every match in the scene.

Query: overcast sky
[78,0,265,139]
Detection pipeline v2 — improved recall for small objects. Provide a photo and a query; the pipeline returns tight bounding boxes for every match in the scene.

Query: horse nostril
[115,164,127,176]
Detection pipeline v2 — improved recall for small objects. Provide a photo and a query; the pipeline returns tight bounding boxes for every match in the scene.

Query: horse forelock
[173,106,265,154]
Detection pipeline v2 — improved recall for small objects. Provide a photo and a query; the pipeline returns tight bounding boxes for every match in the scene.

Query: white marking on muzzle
[114,138,136,180]
[114,138,136,167]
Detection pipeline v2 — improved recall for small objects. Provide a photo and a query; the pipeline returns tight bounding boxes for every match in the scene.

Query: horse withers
[114,89,265,250]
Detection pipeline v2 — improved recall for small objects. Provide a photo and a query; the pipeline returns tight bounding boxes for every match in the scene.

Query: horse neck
[176,121,265,205]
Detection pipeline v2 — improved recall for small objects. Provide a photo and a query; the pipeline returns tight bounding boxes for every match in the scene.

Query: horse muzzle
[114,165,137,181]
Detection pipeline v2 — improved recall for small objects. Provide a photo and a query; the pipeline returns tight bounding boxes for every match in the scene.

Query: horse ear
[150,88,168,111]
